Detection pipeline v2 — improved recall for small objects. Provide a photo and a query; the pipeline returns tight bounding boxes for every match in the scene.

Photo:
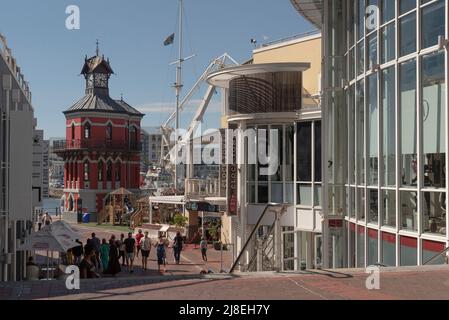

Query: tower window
[84,122,91,139]
[83,161,90,181]
[115,162,121,181]
[71,124,75,140]
[98,160,103,181]
[106,123,113,141]
[107,161,113,181]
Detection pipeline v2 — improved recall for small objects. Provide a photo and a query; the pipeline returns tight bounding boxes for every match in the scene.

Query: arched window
[71,124,75,140]
[106,123,113,141]
[129,126,137,145]
[83,161,90,181]
[115,161,121,181]
[98,160,104,181]
[106,160,113,181]
[84,122,91,139]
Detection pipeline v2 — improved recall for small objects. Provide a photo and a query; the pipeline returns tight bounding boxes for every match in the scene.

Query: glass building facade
[321,0,449,267]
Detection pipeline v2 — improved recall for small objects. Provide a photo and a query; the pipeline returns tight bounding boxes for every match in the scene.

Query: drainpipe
[2,74,12,281]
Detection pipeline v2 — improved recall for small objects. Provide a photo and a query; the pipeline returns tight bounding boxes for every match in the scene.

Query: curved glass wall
[324,0,448,268]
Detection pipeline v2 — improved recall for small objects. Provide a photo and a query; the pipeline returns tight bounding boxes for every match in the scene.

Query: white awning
[149,195,185,205]
[206,63,310,89]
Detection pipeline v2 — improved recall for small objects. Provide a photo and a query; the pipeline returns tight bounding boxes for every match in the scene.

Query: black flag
[164,33,175,46]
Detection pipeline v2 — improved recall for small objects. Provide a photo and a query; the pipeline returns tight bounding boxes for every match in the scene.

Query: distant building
[42,140,49,198]
[54,48,144,215]
[0,32,38,281]
[32,128,44,208]
[142,126,162,165]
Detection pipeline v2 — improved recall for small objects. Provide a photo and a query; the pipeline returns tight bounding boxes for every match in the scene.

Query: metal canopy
[206,63,310,89]
[290,0,322,29]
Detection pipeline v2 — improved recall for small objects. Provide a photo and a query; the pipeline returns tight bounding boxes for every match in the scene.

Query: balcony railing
[185,178,220,198]
[53,139,141,152]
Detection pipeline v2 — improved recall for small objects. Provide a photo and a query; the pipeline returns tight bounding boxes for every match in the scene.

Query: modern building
[48,137,65,188]
[206,31,323,271]
[32,128,45,208]
[292,0,449,267]
[54,48,144,216]
[142,126,163,166]
[0,33,38,281]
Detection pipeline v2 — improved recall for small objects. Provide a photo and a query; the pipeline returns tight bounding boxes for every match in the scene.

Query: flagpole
[174,0,183,192]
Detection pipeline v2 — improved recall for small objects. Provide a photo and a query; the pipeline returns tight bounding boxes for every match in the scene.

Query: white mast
[174,0,183,191]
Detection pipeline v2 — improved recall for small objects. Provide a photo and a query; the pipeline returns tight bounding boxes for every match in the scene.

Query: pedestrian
[123,232,136,273]
[173,231,184,264]
[90,233,101,269]
[135,229,144,258]
[141,231,152,270]
[37,212,43,231]
[117,233,126,266]
[100,238,110,272]
[200,238,208,262]
[79,245,99,279]
[43,212,52,226]
[72,239,83,265]
[155,236,167,273]
[107,236,121,276]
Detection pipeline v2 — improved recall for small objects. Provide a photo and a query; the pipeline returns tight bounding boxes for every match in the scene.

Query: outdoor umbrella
[17,226,79,280]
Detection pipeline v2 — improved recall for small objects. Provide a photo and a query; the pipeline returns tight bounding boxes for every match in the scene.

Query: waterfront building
[207,32,323,270]
[54,48,144,216]
[0,33,38,281]
[292,0,449,267]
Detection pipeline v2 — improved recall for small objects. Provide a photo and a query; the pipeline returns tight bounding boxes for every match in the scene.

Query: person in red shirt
[135,229,144,258]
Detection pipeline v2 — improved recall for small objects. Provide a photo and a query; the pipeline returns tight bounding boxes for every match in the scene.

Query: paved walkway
[1,266,449,300]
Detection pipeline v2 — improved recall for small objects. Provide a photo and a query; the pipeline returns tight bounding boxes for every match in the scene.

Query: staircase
[229,203,288,273]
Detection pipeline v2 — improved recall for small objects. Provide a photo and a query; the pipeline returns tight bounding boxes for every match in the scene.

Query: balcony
[185,178,220,198]
[53,139,141,153]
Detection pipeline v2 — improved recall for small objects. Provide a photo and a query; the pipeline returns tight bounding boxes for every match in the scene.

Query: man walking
[124,232,136,273]
[173,231,184,264]
[141,231,152,270]
[135,229,144,258]
[90,233,101,269]
[117,233,126,266]
[200,238,208,262]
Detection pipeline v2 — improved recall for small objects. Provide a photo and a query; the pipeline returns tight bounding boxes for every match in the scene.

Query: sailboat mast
[174,0,183,191]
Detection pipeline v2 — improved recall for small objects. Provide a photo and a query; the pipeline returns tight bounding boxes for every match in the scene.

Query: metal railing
[185,178,220,197]
[423,246,449,265]
[53,139,141,152]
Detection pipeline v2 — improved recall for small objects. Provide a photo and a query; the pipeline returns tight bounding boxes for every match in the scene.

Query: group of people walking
[72,230,187,279]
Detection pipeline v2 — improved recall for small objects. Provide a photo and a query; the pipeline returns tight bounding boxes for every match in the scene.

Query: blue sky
[0,0,313,139]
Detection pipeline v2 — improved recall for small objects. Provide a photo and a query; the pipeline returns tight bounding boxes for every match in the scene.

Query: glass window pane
[400,59,417,187]
[314,121,322,182]
[297,184,312,206]
[357,80,365,184]
[357,188,366,221]
[400,236,417,266]
[271,182,283,203]
[348,86,356,184]
[258,184,268,204]
[422,240,446,265]
[314,185,322,207]
[297,122,312,181]
[349,223,356,268]
[381,23,395,64]
[358,0,366,39]
[382,67,396,187]
[285,183,294,204]
[400,191,418,231]
[422,0,445,49]
[423,192,447,236]
[422,52,446,189]
[368,189,379,223]
[357,226,365,267]
[368,74,378,185]
[357,40,365,75]
[382,232,396,266]
[381,0,395,23]
[399,0,416,15]
[350,187,356,218]
[399,13,416,57]
[368,33,378,70]
[368,229,378,266]
[271,125,283,182]
[383,190,396,227]
[285,126,294,181]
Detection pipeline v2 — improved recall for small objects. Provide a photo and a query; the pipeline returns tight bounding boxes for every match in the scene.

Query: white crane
[160,53,239,184]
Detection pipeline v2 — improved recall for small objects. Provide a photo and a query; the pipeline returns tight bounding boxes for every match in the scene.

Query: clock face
[94,73,108,88]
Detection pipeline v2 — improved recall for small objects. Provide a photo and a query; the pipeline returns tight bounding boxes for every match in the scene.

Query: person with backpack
[172,231,184,265]
[155,236,167,273]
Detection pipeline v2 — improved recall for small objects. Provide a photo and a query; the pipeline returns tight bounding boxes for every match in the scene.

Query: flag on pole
[164,33,175,46]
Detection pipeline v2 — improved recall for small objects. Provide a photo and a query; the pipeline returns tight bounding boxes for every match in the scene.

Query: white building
[0,33,38,281]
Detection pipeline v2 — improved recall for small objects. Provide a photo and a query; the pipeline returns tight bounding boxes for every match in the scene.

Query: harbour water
[42,197,63,216]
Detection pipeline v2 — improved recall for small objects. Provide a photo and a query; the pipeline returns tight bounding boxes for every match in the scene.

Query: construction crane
[160,53,239,183]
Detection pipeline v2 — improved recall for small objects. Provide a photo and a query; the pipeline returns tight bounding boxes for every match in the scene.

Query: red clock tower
[55,48,144,216]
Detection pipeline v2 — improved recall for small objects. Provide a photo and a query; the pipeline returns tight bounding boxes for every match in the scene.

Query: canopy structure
[17,226,79,252]
[42,220,81,242]
[109,187,133,196]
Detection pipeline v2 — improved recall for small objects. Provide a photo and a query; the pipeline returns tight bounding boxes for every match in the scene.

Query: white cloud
[136,99,221,114]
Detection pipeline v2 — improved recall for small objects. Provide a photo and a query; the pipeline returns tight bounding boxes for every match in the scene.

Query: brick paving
[2,224,449,300]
